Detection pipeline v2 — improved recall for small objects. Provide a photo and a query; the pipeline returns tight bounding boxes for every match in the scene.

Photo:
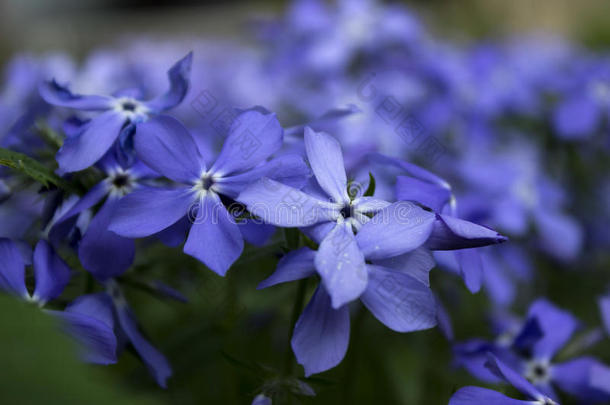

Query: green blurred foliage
[0,294,160,405]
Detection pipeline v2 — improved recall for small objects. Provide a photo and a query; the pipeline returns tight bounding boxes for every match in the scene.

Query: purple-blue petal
[553,357,610,402]
[49,181,108,244]
[396,175,452,212]
[109,186,194,237]
[371,247,435,287]
[455,249,483,293]
[215,154,311,199]
[485,353,544,400]
[134,115,205,183]
[303,127,349,204]
[114,299,172,388]
[533,208,582,262]
[553,94,601,140]
[39,79,115,110]
[32,239,71,303]
[361,265,436,332]
[425,214,507,250]
[56,110,126,172]
[0,238,28,298]
[258,247,316,289]
[291,285,350,376]
[51,292,117,365]
[449,386,533,405]
[239,219,276,247]
[143,52,193,112]
[79,197,135,281]
[183,194,243,276]
[528,298,579,359]
[356,201,435,260]
[315,223,367,309]
[210,107,284,176]
[238,179,339,227]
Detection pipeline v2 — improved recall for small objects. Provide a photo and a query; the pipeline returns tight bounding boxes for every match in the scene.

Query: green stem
[343,304,366,402]
[283,278,308,376]
[84,272,95,294]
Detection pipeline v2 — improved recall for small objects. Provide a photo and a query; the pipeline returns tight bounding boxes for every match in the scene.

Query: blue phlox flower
[109,108,309,275]
[39,52,193,172]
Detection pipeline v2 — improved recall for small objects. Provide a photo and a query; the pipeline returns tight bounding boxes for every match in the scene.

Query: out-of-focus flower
[450,353,559,405]
[39,52,192,172]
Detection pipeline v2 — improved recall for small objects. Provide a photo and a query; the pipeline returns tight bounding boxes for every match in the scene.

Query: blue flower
[456,140,582,262]
[450,353,559,405]
[108,109,309,275]
[39,52,193,172]
[49,151,158,281]
[453,299,610,403]
[239,128,431,307]
[0,237,117,366]
[552,61,610,140]
[369,152,509,297]
[54,281,174,387]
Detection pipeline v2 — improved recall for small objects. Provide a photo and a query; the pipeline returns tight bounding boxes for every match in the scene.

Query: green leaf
[0,147,73,191]
[363,172,376,197]
[0,294,161,405]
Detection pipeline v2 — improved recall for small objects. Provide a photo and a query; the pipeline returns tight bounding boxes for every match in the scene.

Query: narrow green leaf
[363,172,376,197]
[0,147,73,191]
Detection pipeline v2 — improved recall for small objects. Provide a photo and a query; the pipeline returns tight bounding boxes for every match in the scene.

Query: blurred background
[2,1,610,404]
[2,0,610,58]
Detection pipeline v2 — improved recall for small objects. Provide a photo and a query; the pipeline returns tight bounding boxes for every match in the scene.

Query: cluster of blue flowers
[1,0,610,403]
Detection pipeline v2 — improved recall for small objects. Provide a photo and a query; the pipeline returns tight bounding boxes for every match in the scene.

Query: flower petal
[533,208,582,262]
[155,216,190,247]
[291,285,350,376]
[396,175,452,212]
[210,107,284,176]
[258,247,316,289]
[239,219,276,247]
[79,197,135,282]
[371,247,435,287]
[0,238,27,298]
[315,223,367,308]
[109,186,194,237]
[114,298,172,388]
[449,386,532,405]
[39,79,115,110]
[361,265,436,332]
[528,298,579,359]
[425,214,507,250]
[553,94,601,140]
[183,193,243,276]
[56,110,126,172]
[32,239,71,304]
[238,178,338,227]
[553,357,610,402]
[134,115,204,183]
[51,293,117,365]
[49,181,108,244]
[456,249,483,293]
[368,152,451,189]
[215,154,311,199]
[485,353,544,400]
[356,201,435,260]
[304,127,349,204]
[144,52,193,112]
